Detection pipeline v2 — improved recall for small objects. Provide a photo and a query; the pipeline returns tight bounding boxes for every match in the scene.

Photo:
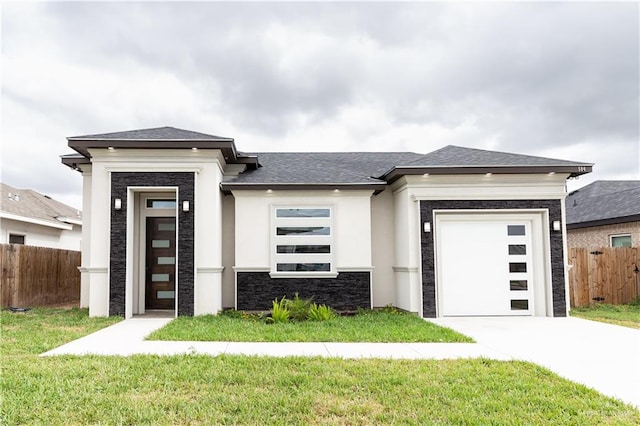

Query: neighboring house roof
[566,180,640,229]
[0,182,82,230]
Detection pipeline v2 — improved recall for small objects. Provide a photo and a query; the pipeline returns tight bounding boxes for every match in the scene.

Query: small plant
[380,304,400,314]
[286,293,313,321]
[307,303,336,321]
[267,296,290,323]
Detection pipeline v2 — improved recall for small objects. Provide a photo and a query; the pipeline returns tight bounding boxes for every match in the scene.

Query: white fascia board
[230,189,375,198]
[0,211,73,230]
[56,217,82,226]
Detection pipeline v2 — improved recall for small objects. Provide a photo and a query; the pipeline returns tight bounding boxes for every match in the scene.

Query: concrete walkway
[431,316,640,408]
[41,316,640,408]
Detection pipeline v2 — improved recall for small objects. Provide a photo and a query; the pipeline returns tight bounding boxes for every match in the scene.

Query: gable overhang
[220,182,387,195]
[380,164,593,183]
[64,137,260,171]
[0,211,74,230]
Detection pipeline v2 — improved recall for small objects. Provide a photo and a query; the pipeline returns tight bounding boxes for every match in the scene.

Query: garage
[435,212,548,317]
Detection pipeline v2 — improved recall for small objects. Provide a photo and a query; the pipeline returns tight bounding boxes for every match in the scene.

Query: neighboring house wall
[0,217,81,251]
[567,222,640,248]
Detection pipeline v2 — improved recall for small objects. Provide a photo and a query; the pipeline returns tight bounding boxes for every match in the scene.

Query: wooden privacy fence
[0,244,81,308]
[568,247,639,307]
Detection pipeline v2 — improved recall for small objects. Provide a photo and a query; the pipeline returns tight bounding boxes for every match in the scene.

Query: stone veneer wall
[567,221,640,248]
[236,272,371,311]
[419,200,566,318]
[110,172,195,316]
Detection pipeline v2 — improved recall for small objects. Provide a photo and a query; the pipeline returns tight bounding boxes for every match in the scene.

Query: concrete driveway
[429,316,640,408]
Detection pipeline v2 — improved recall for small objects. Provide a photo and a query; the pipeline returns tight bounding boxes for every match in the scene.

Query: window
[273,207,333,275]
[9,234,25,245]
[610,234,632,248]
[146,199,176,209]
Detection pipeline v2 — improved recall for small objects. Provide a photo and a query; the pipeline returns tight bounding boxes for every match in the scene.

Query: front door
[146,217,176,310]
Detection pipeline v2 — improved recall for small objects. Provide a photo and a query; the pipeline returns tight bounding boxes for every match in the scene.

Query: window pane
[158,222,176,231]
[276,227,330,236]
[146,199,176,209]
[509,263,527,273]
[611,235,632,248]
[152,274,170,282]
[510,299,529,310]
[276,208,330,218]
[157,257,175,265]
[152,240,171,248]
[508,245,527,255]
[510,280,528,291]
[507,225,526,236]
[9,234,25,245]
[276,263,331,272]
[276,245,331,254]
[157,291,175,299]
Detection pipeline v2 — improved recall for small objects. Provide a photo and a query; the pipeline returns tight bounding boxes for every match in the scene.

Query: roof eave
[566,214,640,229]
[381,164,593,183]
[220,182,387,195]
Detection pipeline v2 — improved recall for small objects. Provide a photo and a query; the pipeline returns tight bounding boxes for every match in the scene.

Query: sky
[1,1,638,210]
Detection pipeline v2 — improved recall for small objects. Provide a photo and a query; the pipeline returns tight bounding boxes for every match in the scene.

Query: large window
[610,234,632,248]
[273,207,333,275]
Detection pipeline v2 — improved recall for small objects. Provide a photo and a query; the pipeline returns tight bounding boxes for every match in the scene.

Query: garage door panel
[437,215,535,317]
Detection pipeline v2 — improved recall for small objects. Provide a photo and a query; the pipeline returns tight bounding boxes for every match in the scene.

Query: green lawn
[147,309,473,342]
[570,302,640,329]
[2,308,639,425]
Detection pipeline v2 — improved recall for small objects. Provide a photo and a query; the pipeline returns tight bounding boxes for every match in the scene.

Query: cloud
[1,2,638,209]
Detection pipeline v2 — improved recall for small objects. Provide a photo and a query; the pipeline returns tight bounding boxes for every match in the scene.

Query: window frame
[610,234,632,248]
[8,233,26,245]
[270,205,337,278]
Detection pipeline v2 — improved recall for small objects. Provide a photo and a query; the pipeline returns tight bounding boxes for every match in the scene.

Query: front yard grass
[147,309,474,342]
[2,308,639,424]
[570,301,640,329]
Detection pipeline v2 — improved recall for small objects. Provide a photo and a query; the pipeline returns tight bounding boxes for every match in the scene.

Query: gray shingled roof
[406,145,589,167]
[566,180,640,227]
[224,145,592,186]
[225,152,429,184]
[68,126,232,141]
[1,182,82,227]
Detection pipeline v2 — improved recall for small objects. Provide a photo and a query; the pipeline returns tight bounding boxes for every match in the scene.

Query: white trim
[197,267,225,273]
[0,211,73,230]
[105,166,202,173]
[338,266,375,272]
[232,266,271,272]
[56,216,82,226]
[392,266,419,273]
[269,271,339,279]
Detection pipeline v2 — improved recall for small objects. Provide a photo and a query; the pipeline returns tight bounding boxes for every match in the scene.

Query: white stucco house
[1,182,82,250]
[61,127,592,318]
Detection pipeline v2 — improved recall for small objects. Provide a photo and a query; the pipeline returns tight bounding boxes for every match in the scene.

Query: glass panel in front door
[146,217,176,310]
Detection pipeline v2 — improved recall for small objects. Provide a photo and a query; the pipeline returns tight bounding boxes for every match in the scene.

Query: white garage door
[437,215,537,316]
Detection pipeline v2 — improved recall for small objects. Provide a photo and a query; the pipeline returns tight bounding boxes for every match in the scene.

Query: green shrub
[268,297,290,323]
[307,303,336,321]
[285,293,313,321]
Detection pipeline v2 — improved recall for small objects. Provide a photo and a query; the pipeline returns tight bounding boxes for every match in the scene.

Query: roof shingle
[566,180,640,227]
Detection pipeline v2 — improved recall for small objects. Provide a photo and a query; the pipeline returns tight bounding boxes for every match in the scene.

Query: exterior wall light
[423,222,431,233]
[552,220,561,232]
[182,200,190,212]
[114,198,122,210]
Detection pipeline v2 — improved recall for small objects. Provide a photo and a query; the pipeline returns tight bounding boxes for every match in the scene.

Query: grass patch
[570,302,640,329]
[1,307,121,356]
[2,308,638,424]
[147,309,473,342]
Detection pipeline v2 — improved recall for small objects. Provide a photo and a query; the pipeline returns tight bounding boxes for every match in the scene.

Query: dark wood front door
[146,217,176,310]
